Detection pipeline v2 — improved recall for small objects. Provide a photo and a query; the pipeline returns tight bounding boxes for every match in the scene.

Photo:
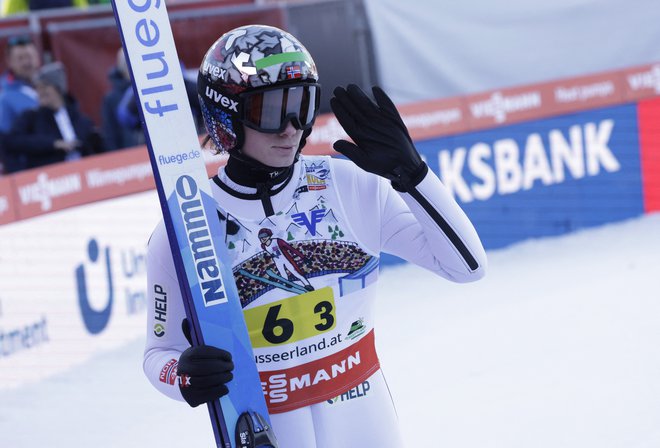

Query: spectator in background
[5,62,104,170]
[101,48,141,151]
[0,34,40,173]
[2,0,88,16]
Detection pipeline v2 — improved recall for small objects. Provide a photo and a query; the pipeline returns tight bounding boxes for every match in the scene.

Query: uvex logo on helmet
[204,87,239,112]
[202,61,227,80]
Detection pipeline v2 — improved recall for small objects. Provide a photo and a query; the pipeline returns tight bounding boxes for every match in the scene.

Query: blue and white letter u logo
[76,239,114,335]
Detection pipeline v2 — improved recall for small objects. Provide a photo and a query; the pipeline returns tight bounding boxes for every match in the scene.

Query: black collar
[214,155,295,217]
[224,155,293,188]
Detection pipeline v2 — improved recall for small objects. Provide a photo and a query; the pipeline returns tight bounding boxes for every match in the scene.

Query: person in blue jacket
[0,35,40,173]
[5,61,104,170]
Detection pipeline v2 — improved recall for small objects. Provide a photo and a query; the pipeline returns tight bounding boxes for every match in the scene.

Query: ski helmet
[258,228,273,239]
[198,25,321,157]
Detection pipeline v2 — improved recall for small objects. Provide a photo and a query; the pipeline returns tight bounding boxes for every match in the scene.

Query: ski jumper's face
[242,121,303,168]
[260,235,272,245]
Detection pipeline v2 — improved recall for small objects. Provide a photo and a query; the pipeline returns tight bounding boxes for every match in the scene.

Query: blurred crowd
[0,33,201,175]
[1,0,110,17]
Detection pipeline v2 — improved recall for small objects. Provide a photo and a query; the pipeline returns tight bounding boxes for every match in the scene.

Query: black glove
[330,84,428,191]
[178,319,234,408]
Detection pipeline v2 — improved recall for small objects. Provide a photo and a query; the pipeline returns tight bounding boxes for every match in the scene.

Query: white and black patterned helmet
[198,24,321,154]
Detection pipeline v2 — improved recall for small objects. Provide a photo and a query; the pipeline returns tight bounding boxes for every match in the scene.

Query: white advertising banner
[0,191,162,390]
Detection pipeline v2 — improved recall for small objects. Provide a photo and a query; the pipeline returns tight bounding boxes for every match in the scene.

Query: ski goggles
[240,83,321,133]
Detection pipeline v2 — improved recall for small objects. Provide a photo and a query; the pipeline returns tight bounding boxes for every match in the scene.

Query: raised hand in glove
[178,318,234,408]
[330,84,428,191]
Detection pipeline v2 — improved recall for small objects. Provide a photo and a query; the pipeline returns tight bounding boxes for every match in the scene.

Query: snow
[1,214,659,447]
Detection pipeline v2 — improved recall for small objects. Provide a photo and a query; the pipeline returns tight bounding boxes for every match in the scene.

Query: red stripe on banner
[260,330,380,414]
[638,97,660,213]
[0,177,17,225]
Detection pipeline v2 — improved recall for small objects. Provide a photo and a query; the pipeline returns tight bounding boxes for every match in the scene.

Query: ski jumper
[144,155,487,447]
[260,237,312,289]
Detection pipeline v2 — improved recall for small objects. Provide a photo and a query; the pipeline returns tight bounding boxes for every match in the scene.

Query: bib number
[244,287,336,347]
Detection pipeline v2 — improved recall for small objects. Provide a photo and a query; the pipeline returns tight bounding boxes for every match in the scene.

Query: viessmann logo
[262,351,363,404]
[17,172,82,211]
[259,330,379,412]
[469,91,542,123]
[627,64,660,94]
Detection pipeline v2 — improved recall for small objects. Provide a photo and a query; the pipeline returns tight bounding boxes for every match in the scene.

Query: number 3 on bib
[244,287,336,347]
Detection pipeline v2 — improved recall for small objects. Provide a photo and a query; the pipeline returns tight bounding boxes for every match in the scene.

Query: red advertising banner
[464,70,628,130]
[2,62,660,225]
[304,114,344,156]
[9,144,231,221]
[304,97,469,154]
[0,177,17,225]
[465,84,548,129]
[622,63,660,102]
[12,147,154,220]
[399,96,469,141]
[546,71,624,115]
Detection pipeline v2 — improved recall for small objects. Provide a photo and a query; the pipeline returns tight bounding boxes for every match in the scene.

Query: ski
[265,269,312,293]
[110,2,275,447]
[239,269,308,295]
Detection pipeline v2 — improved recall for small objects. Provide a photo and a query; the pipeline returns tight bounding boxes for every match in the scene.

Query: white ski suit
[144,155,487,447]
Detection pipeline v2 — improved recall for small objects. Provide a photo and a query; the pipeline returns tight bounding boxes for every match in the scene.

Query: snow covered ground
[1,214,659,447]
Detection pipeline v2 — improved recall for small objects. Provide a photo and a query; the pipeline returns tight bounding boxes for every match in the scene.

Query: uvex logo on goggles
[241,83,320,133]
[204,86,239,112]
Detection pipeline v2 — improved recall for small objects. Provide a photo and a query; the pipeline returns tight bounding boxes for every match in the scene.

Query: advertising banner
[623,63,660,101]
[0,191,161,390]
[11,148,154,220]
[0,177,16,225]
[0,64,658,389]
[417,103,644,249]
